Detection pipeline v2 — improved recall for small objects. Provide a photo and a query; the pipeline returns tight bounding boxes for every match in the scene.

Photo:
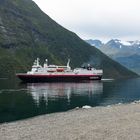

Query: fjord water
[0,78,140,123]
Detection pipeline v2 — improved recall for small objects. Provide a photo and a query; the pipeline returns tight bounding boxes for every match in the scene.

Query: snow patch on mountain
[85,39,140,50]
[91,43,96,46]
[113,39,131,46]
[131,40,140,45]
[120,40,131,46]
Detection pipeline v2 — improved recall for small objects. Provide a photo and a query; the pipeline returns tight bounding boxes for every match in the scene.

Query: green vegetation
[0,0,138,78]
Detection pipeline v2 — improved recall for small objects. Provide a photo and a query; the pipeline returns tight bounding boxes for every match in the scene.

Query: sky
[33,0,140,42]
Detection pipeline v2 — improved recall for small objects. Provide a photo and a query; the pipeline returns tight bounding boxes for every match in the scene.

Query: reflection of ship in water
[27,82,103,107]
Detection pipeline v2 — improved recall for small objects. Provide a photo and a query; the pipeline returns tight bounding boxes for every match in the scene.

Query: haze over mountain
[0,0,137,79]
[86,39,140,75]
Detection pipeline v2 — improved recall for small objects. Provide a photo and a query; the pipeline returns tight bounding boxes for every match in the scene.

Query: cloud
[33,0,140,41]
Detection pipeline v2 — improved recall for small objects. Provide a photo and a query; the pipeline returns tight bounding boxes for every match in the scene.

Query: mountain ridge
[0,0,138,79]
[85,39,140,75]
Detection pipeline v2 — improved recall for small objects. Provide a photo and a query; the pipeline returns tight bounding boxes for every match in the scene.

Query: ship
[16,58,103,82]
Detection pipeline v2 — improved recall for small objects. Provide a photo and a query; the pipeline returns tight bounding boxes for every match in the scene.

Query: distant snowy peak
[85,39,140,49]
[114,39,140,46]
[129,40,140,46]
[113,39,120,44]
[119,40,131,46]
[106,39,121,49]
[106,39,140,49]
[85,39,103,48]
[107,39,131,47]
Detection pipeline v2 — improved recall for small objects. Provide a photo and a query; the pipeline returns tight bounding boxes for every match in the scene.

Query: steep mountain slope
[0,0,137,79]
[116,54,140,75]
[85,39,140,75]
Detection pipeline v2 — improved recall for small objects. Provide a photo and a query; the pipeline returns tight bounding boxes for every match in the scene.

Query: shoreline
[1,103,140,140]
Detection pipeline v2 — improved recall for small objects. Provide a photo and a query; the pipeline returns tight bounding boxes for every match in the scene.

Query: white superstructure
[27,58,103,76]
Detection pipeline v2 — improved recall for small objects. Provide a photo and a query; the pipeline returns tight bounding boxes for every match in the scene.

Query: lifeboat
[56,68,64,72]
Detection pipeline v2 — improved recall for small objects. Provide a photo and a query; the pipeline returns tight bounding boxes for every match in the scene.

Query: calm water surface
[0,78,140,123]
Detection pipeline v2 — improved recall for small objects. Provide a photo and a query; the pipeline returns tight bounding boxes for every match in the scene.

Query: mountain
[0,0,137,79]
[85,39,140,75]
[85,39,103,48]
[116,54,140,75]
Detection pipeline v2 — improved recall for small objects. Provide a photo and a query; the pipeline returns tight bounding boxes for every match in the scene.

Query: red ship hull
[16,74,102,83]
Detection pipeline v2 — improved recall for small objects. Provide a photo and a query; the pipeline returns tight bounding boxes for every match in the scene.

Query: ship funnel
[43,59,48,67]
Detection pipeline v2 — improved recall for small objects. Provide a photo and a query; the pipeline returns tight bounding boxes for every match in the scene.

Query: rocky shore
[1,103,140,140]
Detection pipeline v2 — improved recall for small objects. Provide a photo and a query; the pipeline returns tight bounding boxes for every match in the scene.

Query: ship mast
[67,59,70,68]
[36,58,40,66]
